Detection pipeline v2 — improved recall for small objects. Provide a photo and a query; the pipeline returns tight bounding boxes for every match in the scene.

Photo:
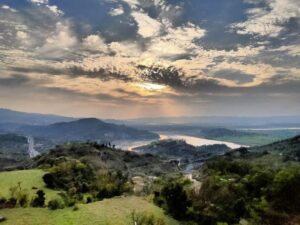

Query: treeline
[153,160,300,225]
[43,158,131,201]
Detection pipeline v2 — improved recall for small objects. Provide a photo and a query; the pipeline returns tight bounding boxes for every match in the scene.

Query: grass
[0,196,178,225]
[216,130,300,146]
[0,169,60,202]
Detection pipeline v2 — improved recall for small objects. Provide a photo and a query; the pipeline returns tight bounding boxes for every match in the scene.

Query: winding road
[27,136,39,158]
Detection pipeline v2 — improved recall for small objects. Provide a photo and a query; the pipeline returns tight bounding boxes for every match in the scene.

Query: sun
[138,82,166,91]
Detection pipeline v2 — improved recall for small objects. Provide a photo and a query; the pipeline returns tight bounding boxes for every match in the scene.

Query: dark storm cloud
[137,64,300,95]
[9,65,133,82]
[67,66,133,82]
[137,65,186,88]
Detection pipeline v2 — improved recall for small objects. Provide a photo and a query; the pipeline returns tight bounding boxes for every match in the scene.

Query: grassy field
[216,130,300,146]
[0,196,178,225]
[0,169,60,202]
[216,134,280,146]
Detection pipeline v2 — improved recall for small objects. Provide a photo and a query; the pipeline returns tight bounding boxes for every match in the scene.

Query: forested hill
[31,142,178,176]
[223,135,300,163]
[170,135,300,225]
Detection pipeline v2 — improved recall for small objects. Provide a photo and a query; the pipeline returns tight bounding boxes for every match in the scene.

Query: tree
[155,182,191,220]
[31,190,45,207]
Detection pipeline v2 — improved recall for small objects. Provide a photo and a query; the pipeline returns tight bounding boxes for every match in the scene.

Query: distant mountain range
[0,108,74,126]
[18,118,159,143]
[0,108,159,149]
[121,116,300,128]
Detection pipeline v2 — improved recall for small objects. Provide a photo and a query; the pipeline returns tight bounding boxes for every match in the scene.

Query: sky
[0,0,299,119]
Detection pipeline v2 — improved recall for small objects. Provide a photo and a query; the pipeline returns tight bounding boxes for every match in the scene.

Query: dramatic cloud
[0,0,299,117]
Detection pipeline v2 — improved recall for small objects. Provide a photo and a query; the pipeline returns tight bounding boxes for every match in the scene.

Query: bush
[31,190,45,207]
[154,182,191,220]
[8,183,29,207]
[3,198,17,209]
[58,192,76,207]
[95,170,131,200]
[48,199,65,210]
[86,196,93,203]
[130,211,166,225]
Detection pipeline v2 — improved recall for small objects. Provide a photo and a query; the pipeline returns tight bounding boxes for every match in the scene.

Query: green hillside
[0,169,60,202]
[0,196,178,225]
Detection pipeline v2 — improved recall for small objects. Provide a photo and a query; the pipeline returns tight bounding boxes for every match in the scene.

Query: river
[115,132,244,151]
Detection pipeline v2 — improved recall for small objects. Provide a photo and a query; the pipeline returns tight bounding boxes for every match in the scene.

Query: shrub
[5,198,17,208]
[154,182,191,220]
[86,196,93,203]
[31,190,45,207]
[58,192,76,207]
[48,199,65,210]
[130,211,166,225]
[8,182,29,207]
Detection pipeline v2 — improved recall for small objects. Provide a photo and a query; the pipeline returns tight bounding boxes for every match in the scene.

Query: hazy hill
[19,118,159,143]
[0,108,74,126]
[0,133,28,159]
[134,139,230,160]
[120,116,300,128]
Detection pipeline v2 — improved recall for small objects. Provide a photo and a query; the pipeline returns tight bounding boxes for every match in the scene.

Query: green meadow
[0,169,178,225]
[0,169,59,202]
[0,196,178,225]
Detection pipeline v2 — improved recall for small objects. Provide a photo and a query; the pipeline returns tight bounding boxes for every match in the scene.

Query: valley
[0,109,300,225]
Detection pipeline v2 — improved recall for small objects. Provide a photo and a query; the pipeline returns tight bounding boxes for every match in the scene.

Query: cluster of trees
[153,160,300,225]
[42,158,132,204]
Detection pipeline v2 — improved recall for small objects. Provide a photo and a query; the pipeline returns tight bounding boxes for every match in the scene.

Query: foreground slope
[0,169,59,202]
[0,196,178,225]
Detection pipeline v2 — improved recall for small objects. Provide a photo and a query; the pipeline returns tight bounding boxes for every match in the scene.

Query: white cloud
[231,0,300,37]
[16,31,28,40]
[121,0,139,9]
[146,22,206,59]
[37,22,77,57]
[110,41,141,57]
[131,11,162,38]
[1,5,17,12]
[83,35,109,53]
[29,0,48,4]
[46,5,64,16]
[109,6,124,16]
[272,45,300,56]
